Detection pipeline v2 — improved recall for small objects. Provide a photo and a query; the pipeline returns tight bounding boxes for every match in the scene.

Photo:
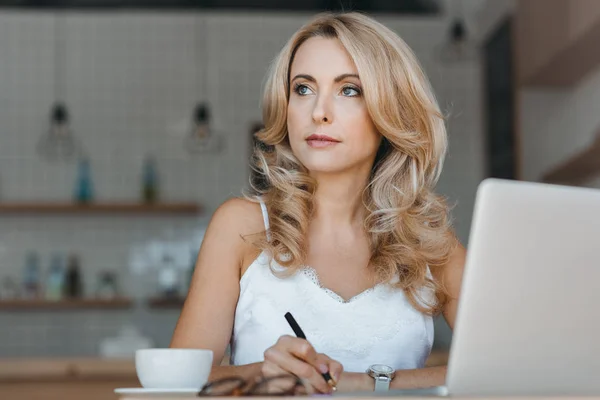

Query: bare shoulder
[433,238,466,280]
[210,197,266,241]
[213,197,264,231]
[431,236,467,330]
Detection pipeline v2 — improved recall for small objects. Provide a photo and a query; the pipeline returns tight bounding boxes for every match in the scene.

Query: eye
[293,83,314,96]
[341,86,361,97]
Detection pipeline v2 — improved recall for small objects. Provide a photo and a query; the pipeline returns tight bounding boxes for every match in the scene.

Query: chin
[299,159,353,174]
[292,146,373,175]
[305,165,346,174]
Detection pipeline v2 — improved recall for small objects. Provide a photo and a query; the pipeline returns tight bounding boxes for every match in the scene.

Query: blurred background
[1,0,600,397]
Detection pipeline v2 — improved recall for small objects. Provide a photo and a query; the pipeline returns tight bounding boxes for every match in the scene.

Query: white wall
[0,10,485,354]
[520,67,600,187]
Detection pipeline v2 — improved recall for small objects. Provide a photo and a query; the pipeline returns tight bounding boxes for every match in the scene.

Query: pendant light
[436,0,477,64]
[185,15,225,154]
[185,101,223,153]
[37,13,83,162]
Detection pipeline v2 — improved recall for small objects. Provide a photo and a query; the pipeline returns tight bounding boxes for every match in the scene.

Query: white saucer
[114,388,200,397]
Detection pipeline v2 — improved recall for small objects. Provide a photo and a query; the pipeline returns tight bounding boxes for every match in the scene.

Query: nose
[311,93,333,124]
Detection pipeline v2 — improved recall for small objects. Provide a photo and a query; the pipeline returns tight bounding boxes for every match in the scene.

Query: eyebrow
[291,73,360,83]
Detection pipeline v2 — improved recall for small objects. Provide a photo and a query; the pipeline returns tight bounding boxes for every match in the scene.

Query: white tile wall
[0,10,484,355]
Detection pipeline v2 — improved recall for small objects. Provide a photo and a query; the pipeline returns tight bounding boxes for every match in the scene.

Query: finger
[315,354,343,382]
[261,358,288,378]
[260,362,301,394]
[280,336,320,366]
[265,347,329,393]
[276,336,326,379]
[272,337,333,393]
[314,353,342,389]
[261,359,312,395]
[264,346,331,393]
[313,353,332,375]
[328,359,344,384]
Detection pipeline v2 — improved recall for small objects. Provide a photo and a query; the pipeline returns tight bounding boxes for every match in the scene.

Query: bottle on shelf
[22,252,41,299]
[142,155,159,204]
[74,157,94,204]
[63,254,84,299]
[45,254,65,301]
[95,271,119,300]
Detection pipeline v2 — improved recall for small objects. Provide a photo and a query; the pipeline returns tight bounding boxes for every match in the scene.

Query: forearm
[208,362,263,381]
[390,366,447,389]
[338,366,447,392]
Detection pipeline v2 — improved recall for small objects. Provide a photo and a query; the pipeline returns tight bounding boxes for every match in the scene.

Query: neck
[310,169,371,229]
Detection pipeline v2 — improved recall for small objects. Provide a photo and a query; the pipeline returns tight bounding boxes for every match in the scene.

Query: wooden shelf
[147,296,185,309]
[0,202,201,215]
[0,298,133,311]
[542,135,600,185]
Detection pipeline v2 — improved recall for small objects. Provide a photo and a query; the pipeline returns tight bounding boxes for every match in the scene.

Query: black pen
[284,311,337,391]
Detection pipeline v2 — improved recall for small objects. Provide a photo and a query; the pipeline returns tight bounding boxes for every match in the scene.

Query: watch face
[370,364,394,374]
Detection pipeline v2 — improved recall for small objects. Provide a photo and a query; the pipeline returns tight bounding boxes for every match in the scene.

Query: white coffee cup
[135,348,213,389]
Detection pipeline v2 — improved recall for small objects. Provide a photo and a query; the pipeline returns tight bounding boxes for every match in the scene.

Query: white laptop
[446,178,600,396]
[342,178,600,397]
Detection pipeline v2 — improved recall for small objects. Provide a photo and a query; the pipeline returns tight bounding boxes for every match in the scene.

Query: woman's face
[287,36,381,175]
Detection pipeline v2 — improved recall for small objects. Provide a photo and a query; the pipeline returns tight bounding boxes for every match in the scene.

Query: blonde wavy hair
[247,12,457,315]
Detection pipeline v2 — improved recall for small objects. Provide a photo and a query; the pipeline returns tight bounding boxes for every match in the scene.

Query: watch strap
[374,376,391,392]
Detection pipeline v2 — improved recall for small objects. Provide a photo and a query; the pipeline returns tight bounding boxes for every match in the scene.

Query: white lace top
[229,200,434,373]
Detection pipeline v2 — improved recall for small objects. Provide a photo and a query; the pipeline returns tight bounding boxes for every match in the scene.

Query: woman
[171,11,466,393]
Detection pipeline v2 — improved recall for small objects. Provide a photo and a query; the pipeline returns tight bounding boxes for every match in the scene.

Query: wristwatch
[367,364,395,392]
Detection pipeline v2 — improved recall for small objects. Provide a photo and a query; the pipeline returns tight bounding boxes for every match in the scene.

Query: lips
[305,134,340,143]
[305,134,340,149]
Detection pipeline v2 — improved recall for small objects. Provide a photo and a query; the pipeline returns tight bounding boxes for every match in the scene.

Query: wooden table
[0,357,139,400]
[0,351,451,400]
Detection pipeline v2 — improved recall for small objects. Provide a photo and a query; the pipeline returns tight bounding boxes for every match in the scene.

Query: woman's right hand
[261,335,343,394]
